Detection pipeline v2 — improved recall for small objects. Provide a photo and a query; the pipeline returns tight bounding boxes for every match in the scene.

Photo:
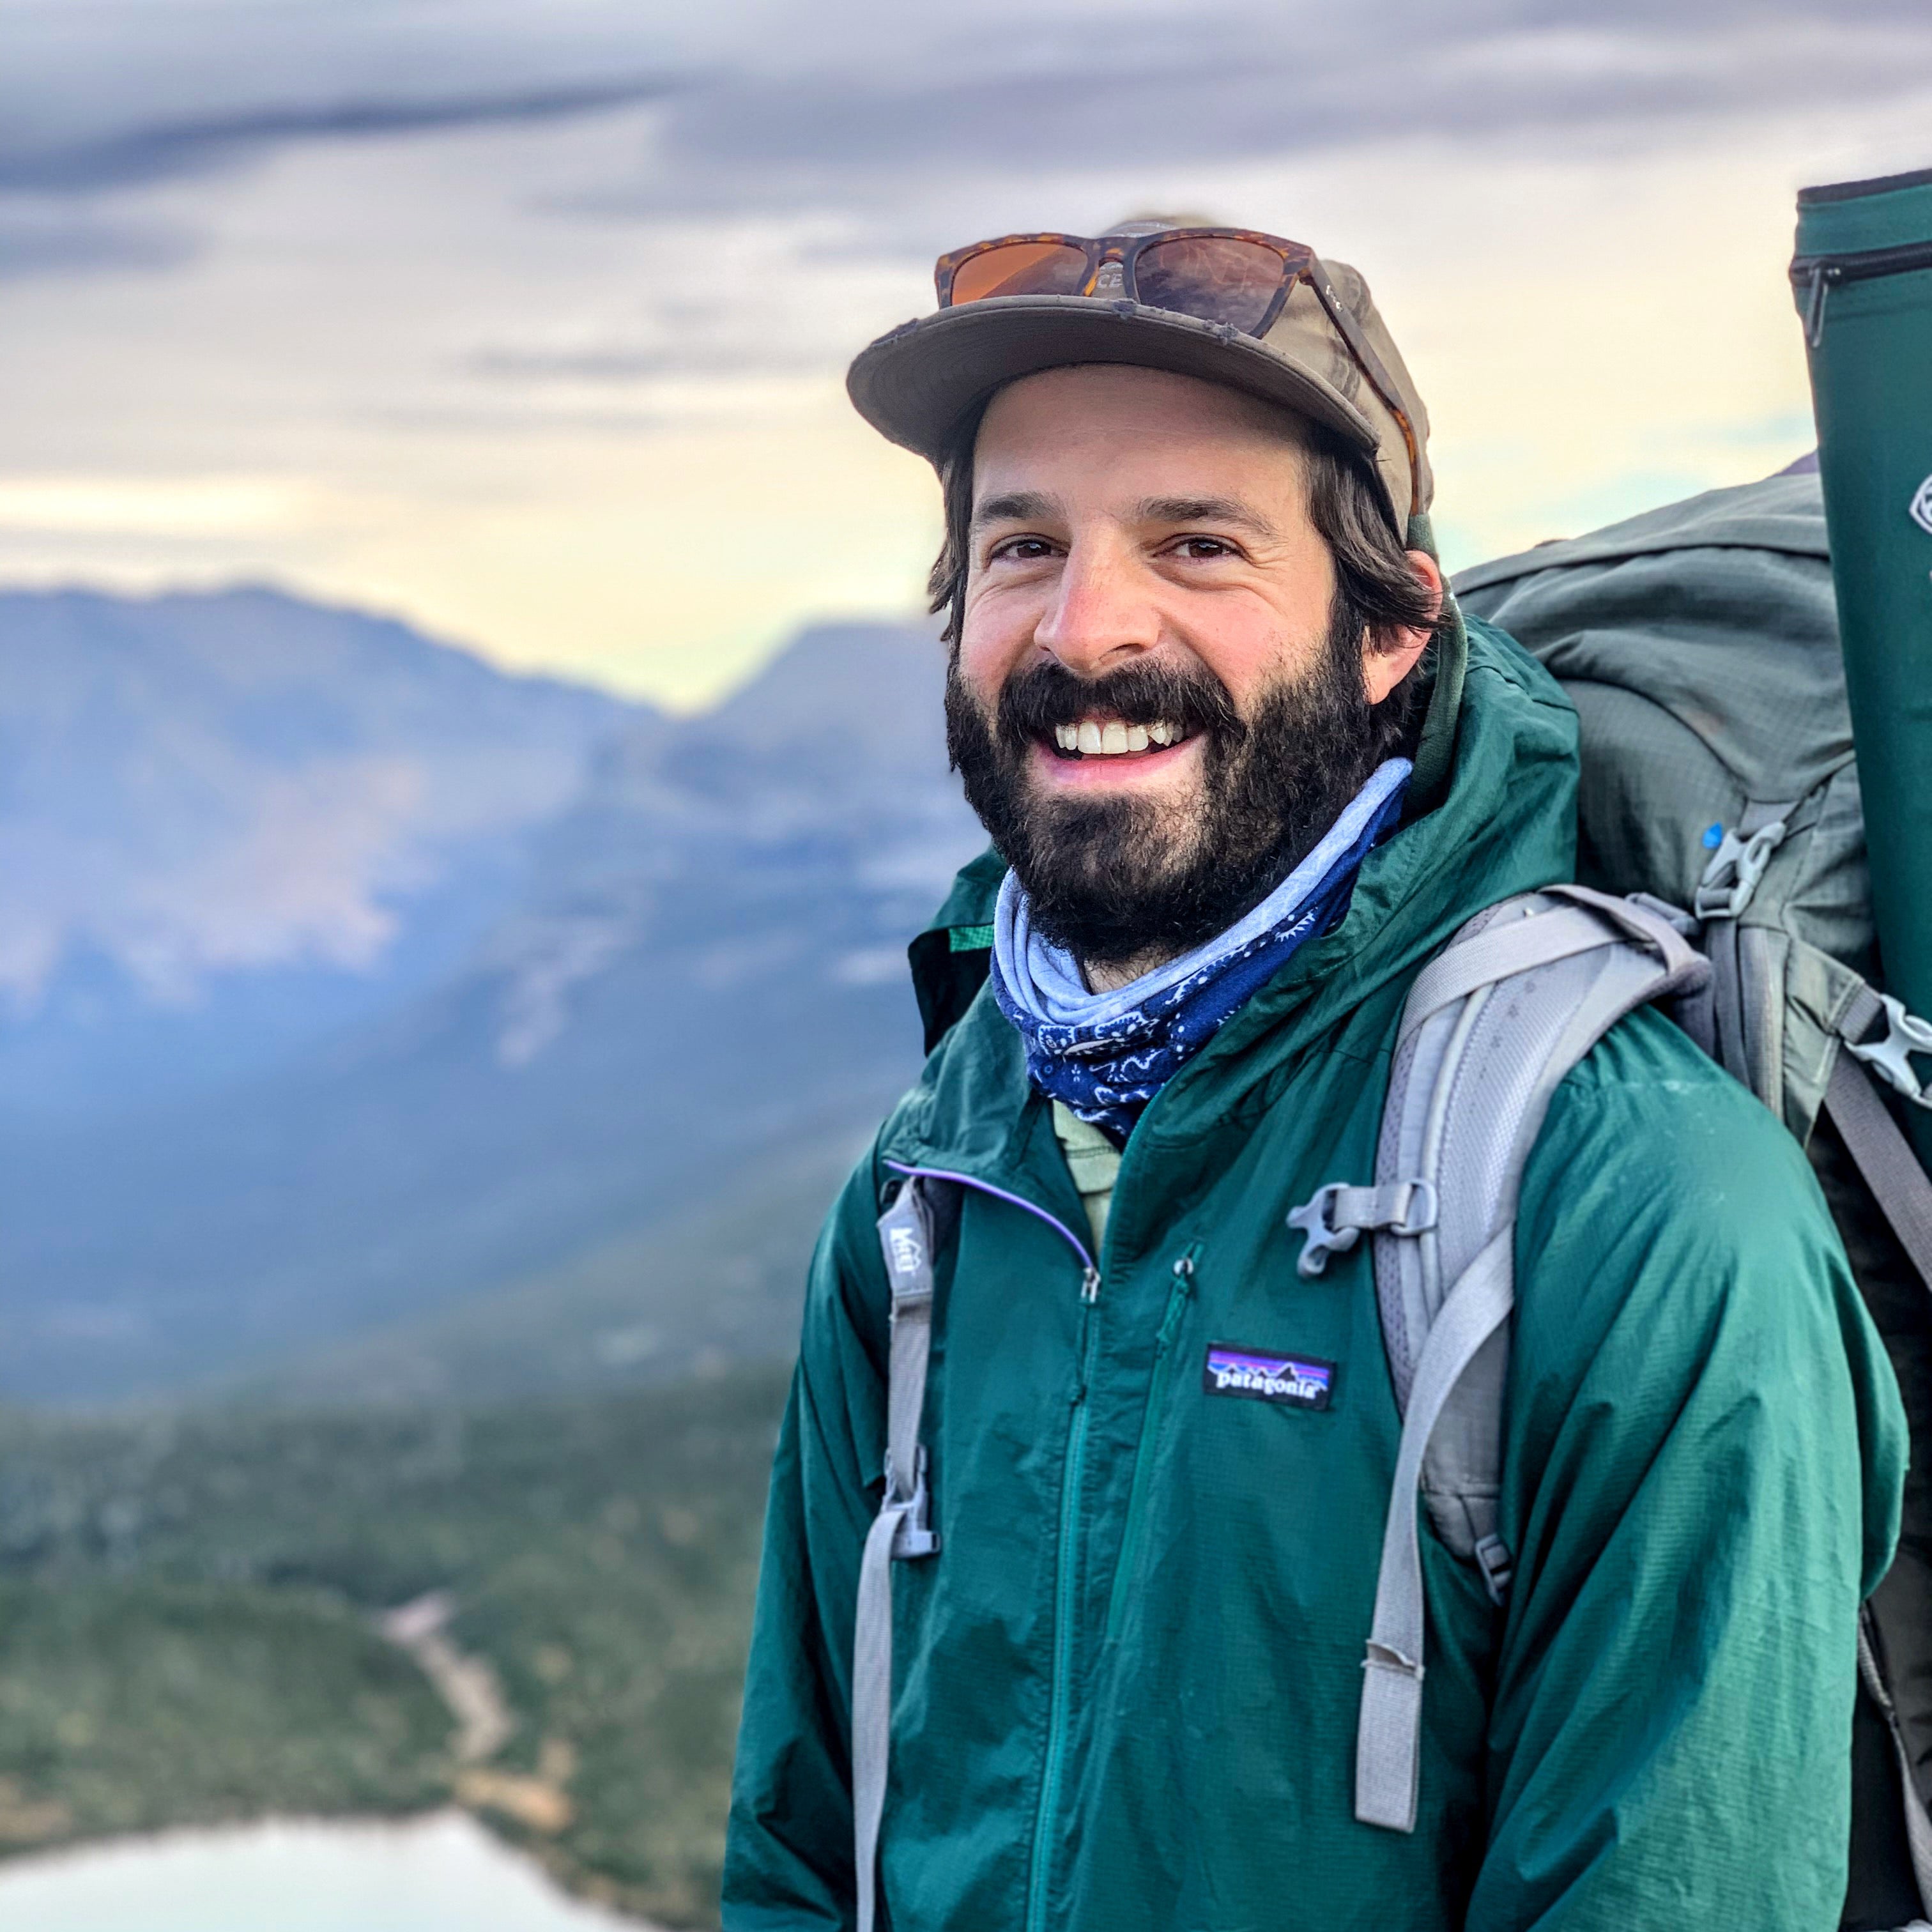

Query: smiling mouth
[1046,715,1192,759]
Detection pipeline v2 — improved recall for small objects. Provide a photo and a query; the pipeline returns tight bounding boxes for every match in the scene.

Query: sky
[3,1,1930,709]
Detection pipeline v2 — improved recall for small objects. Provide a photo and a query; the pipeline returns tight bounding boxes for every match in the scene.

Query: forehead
[972,364,1309,500]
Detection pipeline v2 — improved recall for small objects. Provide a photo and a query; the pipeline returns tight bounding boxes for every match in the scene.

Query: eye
[1170,535,1239,560]
[989,535,1058,563]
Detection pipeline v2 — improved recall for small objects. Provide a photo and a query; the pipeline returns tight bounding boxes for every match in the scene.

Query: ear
[1361,550,1445,705]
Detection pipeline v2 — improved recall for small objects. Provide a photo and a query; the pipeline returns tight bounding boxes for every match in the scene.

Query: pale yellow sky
[3,6,1929,709]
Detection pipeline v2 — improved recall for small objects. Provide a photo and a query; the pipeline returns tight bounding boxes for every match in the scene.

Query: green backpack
[1457,467,1932,1931]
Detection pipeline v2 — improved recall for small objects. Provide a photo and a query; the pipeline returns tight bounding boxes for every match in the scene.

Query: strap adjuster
[884,1446,940,1560]
[1692,820,1788,921]
[1363,1640,1425,1682]
[1846,992,1932,1111]
[1287,1179,1438,1279]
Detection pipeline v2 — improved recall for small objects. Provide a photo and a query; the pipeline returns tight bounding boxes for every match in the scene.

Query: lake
[0,1811,663,1931]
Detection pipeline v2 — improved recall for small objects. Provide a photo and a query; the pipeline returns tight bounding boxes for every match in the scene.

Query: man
[722,222,1906,1928]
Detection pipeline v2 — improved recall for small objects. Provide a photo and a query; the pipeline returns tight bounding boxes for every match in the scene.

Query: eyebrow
[1132,494,1280,539]
[970,489,1059,531]
[970,489,1280,540]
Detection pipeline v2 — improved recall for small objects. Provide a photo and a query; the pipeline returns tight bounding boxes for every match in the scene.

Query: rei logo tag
[1912,473,1932,537]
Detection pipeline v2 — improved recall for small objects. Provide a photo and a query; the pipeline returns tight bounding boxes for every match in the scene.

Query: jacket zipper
[883,1160,1098,1932]
[1103,1245,1199,1645]
[1025,1273,1099,1932]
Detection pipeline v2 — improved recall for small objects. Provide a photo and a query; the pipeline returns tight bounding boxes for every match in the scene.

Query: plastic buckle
[1286,1180,1436,1279]
[1692,820,1788,921]
[1287,1183,1360,1278]
[1473,1535,1514,1609]
[886,1448,940,1560]
[1386,1180,1439,1238]
[1846,992,1932,1111]
[1363,1641,1425,1682]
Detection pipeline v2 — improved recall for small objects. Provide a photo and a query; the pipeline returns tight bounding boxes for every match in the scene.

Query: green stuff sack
[1456,471,1932,1932]
[1793,165,1932,1174]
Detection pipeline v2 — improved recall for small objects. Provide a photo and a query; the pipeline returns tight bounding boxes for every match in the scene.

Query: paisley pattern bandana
[990,760,1410,1141]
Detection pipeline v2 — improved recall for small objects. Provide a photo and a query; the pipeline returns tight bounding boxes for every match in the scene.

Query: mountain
[0,586,643,1122]
[0,610,985,1406]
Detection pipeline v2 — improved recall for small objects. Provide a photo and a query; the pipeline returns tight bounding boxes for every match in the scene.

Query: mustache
[992,657,1244,752]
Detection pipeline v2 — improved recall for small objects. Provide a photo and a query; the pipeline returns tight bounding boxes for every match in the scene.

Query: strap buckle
[1692,820,1788,921]
[1363,1640,1425,1682]
[1846,992,1932,1111]
[1287,1179,1438,1279]
[1473,1534,1514,1608]
[884,1446,940,1560]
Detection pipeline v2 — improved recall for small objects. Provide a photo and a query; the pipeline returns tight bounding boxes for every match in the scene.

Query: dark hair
[924,392,1439,760]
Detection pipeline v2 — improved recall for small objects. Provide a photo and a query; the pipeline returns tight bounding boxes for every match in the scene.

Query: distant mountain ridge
[0,585,642,1119]
[0,590,984,1405]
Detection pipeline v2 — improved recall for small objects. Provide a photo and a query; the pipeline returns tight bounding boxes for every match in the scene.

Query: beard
[944,606,1397,968]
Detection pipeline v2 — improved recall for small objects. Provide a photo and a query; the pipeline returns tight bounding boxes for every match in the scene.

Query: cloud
[0,204,195,280]
[653,11,1932,187]
[0,75,684,195]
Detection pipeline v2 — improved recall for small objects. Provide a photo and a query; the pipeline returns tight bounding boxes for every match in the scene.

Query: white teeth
[1054,716,1186,756]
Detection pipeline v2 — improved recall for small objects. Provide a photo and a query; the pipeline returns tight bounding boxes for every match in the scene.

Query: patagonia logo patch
[1203,1343,1334,1410]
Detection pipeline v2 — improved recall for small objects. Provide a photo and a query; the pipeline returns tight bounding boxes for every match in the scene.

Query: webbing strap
[1355,1227,1515,1832]
[1824,1052,1932,1295]
[854,1180,940,1932]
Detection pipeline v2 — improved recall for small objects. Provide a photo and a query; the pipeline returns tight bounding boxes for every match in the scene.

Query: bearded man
[721,223,1904,1929]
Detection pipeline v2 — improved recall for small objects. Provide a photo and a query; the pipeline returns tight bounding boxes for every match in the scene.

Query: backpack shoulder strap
[1292,886,1709,1833]
[853,1176,943,1932]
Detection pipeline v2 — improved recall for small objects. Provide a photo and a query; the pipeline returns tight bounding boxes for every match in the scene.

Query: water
[0,1811,663,1931]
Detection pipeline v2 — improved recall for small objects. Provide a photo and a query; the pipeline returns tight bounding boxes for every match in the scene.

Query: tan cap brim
[847,294,1382,467]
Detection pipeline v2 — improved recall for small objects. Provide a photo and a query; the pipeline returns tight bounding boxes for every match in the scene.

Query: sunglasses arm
[1305,269,1422,520]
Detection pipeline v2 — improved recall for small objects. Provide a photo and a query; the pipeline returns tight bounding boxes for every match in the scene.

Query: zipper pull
[1080,1265,1101,1304]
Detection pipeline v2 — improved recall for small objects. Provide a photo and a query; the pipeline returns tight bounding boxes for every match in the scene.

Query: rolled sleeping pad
[1793,165,1932,1167]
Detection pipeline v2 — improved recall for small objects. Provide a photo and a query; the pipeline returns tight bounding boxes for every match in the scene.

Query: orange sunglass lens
[1135,236,1285,332]
[950,241,1090,304]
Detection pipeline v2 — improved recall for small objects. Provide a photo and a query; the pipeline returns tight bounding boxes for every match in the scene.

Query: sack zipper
[1792,238,1932,346]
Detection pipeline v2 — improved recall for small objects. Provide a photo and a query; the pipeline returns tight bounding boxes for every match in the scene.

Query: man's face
[946,364,1427,970]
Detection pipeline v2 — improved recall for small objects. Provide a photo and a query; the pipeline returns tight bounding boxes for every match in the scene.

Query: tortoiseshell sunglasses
[934,227,1419,513]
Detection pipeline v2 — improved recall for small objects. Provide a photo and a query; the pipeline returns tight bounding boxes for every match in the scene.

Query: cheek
[956,586,1035,704]
[1183,617,1309,717]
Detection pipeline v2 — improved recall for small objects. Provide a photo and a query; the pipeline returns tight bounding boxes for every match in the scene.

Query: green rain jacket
[723,621,1906,1930]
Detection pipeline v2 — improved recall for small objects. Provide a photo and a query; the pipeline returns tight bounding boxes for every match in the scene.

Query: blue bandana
[990,760,1410,1140]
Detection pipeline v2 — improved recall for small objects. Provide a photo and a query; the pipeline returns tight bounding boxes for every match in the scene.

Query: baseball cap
[847,218,1435,542]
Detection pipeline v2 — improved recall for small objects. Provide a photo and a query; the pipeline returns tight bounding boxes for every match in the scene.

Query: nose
[1032,537,1161,679]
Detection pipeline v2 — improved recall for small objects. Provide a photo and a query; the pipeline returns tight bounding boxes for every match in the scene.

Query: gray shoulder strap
[853,1177,942,1932]
[1333,885,1709,1832]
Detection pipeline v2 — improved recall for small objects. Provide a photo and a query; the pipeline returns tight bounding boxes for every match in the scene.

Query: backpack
[854,470,1932,1928]
[1413,469,1931,1925]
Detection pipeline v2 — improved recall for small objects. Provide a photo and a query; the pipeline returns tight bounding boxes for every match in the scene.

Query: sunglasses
[933,227,1419,515]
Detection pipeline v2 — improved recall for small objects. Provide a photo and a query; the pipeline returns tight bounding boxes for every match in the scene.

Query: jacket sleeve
[1466,1021,1908,1931]
[722,1154,891,1930]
